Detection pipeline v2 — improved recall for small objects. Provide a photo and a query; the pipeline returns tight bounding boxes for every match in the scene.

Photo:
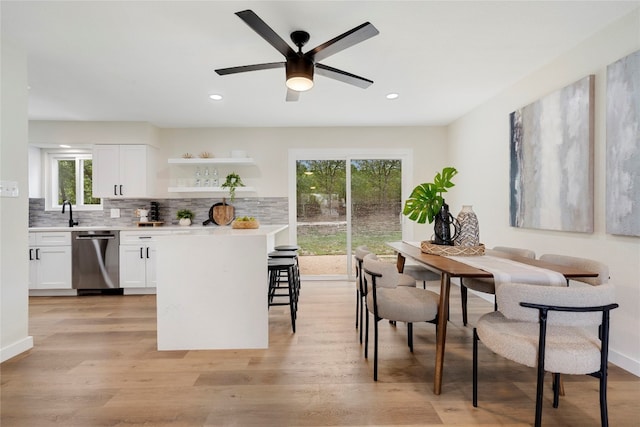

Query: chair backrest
[539,254,609,286]
[354,245,370,262]
[497,282,616,326]
[492,246,536,259]
[362,253,400,290]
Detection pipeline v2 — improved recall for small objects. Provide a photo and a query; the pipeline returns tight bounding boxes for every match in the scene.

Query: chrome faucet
[62,200,78,227]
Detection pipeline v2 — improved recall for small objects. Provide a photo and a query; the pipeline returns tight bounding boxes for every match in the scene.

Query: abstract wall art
[509,75,594,233]
[606,49,640,237]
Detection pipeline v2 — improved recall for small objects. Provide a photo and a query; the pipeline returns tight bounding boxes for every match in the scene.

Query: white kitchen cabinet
[93,145,157,198]
[29,232,72,290]
[166,157,256,193]
[119,231,169,288]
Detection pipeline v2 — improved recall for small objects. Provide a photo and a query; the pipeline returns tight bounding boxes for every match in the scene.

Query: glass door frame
[288,148,413,280]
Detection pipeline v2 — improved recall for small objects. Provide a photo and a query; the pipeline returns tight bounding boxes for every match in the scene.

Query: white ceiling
[2,1,638,128]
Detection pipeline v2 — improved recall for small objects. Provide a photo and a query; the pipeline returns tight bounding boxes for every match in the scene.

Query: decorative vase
[179,218,191,226]
[433,200,459,246]
[454,205,479,247]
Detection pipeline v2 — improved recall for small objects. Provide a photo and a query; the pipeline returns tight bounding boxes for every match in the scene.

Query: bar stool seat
[274,245,300,251]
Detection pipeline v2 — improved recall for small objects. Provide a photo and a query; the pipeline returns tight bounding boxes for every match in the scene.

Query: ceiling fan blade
[307,22,379,62]
[215,62,285,76]
[235,10,296,58]
[315,63,373,89]
[286,88,300,102]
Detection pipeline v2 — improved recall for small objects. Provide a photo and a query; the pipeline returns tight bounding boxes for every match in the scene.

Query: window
[48,153,101,210]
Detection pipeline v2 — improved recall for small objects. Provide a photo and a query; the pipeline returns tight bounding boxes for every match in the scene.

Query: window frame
[45,150,102,211]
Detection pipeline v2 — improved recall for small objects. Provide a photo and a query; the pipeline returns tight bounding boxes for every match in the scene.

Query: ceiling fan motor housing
[286,56,315,91]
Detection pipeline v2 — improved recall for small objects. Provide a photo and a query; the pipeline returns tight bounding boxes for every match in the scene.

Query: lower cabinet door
[36,246,72,289]
[119,245,147,288]
[146,244,157,287]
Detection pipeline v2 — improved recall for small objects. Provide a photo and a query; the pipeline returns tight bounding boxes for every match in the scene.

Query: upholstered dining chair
[362,254,439,381]
[460,246,536,326]
[402,263,441,289]
[473,281,618,427]
[354,245,371,343]
[539,254,609,286]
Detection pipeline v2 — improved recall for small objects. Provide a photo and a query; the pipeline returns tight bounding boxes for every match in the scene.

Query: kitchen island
[154,225,288,351]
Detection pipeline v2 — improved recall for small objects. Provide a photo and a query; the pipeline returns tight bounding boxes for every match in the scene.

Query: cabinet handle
[140,247,144,259]
[146,247,150,259]
[29,249,34,260]
[119,185,123,196]
[114,184,118,196]
[35,248,40,260]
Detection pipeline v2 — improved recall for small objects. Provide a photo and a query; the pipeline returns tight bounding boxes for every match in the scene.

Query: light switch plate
[110,208,121,218]
[0,180,19,198]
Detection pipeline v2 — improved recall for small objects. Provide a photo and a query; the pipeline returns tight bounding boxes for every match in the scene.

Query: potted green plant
[403,167,458,244]
[221,172,245,202]
[176,209,195,226]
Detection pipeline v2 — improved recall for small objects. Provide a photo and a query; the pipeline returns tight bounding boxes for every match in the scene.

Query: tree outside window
[51,154,101,209]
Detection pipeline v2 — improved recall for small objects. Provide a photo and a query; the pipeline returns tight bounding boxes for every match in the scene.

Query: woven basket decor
[421,241,485,256]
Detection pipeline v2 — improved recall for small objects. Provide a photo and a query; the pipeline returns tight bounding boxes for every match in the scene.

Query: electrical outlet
[0,180,19,198]
[110,208,121,218]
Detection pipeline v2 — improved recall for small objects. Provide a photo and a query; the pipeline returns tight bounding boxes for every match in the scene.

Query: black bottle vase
[433,200,459,246]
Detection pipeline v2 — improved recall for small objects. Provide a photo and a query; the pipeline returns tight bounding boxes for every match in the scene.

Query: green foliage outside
[57,158,100,206]
[296,159,402,256]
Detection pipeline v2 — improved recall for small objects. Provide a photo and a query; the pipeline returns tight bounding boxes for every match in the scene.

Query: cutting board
[212,202,234,226]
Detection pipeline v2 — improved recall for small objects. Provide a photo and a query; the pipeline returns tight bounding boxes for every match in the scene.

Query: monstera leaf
[402,167,457,224]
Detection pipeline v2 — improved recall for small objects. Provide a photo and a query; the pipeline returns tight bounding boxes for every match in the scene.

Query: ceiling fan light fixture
[286,57,314,92]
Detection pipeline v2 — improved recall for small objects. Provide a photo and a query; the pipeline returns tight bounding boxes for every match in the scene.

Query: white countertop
[29,224,288,234]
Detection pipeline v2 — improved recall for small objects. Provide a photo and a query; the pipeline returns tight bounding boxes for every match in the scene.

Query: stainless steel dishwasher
[72,230,120,290]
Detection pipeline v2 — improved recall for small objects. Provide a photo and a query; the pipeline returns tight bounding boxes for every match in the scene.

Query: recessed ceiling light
[59,144,71,148]
[209,94,223,101]
[386,93,399,100]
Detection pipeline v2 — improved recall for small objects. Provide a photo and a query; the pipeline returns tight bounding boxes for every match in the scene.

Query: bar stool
[268,250,300,300]
[267,257,297,333]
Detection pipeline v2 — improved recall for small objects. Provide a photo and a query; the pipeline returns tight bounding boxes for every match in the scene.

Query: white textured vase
[179,218,191,226]
[454,205,479,247]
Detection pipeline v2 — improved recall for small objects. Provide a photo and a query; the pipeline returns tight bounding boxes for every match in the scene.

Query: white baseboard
[609,350,640,377]
[1,336,34,363]
[123,288,156,295]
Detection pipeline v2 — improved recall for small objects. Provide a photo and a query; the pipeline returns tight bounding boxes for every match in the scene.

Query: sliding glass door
[292,150,409,279]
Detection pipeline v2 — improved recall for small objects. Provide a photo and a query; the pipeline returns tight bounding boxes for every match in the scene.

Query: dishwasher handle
[75,235,116,240]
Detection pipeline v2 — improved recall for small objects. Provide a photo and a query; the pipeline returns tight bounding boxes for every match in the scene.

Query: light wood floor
[2,281,639,426]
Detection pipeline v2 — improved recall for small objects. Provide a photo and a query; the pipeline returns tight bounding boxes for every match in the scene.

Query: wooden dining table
[386,241,599,395]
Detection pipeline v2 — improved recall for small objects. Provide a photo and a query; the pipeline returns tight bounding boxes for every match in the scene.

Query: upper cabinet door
[92,145,121,197]
[92,145,157,198]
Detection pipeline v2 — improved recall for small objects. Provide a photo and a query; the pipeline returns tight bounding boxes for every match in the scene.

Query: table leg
[396,253,406,273]
[434,272,451,395]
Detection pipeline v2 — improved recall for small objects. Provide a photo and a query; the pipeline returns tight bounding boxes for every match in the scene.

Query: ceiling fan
[215,10,379,101]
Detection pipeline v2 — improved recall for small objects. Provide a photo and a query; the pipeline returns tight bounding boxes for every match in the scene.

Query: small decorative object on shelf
[199,151,212,158]
[231,216,259,229]
[221,172,245,202]
[176,209,194,226]
[182,153,193,159]
[454,205,480,247]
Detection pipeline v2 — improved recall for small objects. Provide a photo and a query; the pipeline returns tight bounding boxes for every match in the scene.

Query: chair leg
[461,283,468,326]
[364,307,369,359]
[359,296,364,344]
[355,288,360,329]
[600,369,610,427]
[534,362,546,427]
[407,322,413,352]
[552,373,560,408]
[373,317,379,381]
[473,328,478,407]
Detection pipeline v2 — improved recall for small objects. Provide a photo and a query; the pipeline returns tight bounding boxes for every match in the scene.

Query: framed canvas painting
[510,75,594,233]
[606,49,640,237]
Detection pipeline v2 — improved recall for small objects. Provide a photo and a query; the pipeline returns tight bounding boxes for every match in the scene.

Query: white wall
[29,120,160,147]
[1,39,33,362]
[448,8,640,375]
